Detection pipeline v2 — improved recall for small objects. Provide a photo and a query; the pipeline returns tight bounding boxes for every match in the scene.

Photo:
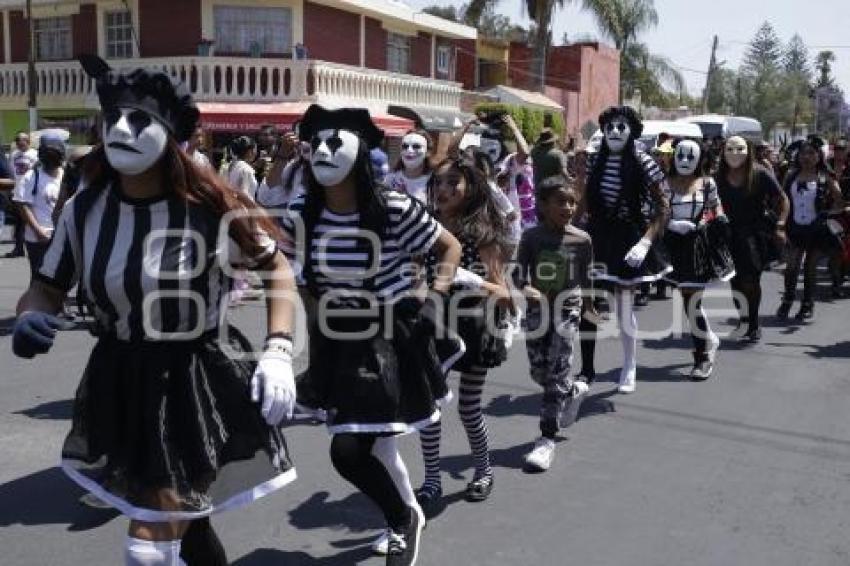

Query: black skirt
[295,299,457,435]
[61,328,295,522]
[664,220,736,288]
[788,221,842,252]
[588,217,671,287]
[728,225,771,277]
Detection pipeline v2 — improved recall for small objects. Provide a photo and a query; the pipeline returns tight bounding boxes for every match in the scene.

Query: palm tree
[621,43,686,105]
[524,0,567,91]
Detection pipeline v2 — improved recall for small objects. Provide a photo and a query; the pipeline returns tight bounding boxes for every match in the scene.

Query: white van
[678,114,763,142]
[588,120,703,152]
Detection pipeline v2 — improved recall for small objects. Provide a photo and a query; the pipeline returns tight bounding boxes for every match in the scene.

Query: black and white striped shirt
[37,184,275,341]
[591,150,665,218]
[281,191,441,306]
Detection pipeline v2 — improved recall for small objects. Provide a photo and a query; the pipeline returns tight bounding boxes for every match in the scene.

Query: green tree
[421,5,460,21]
[782,34,813,135]
[706,67,739,114]
[523,0,568,91]
[815,50,836,88]
[740,22,784,134]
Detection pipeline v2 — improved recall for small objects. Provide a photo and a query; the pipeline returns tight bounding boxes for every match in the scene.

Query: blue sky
[408,0,850,98]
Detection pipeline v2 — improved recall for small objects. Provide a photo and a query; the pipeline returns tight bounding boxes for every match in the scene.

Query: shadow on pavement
[233,546,374,565]
[14,399,73,420]
[0,466,118,531]
[287,491,383,533]
[767,340,850,360]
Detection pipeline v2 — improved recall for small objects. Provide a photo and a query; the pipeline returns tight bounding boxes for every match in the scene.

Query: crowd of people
[6,55,850,566]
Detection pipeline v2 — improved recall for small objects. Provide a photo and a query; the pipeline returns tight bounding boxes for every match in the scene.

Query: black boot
[795,301,814,321]
[776,300,792,320]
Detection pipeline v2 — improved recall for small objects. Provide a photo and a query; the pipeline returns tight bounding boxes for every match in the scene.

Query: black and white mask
[401,133,428,170]
[480,137,502,164]
[103,107,168,175]
[310,128,359,187]
[674,140,701,176]
[604,118,631,153]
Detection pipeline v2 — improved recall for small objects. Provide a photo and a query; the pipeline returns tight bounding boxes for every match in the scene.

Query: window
[105,10,134,59]
[436,46,451,75]
[214,6,292,56]
[34,17,72,61]
[387,32,410,74]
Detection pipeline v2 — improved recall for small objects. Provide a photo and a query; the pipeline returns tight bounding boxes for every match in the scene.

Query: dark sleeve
[758,167,783,199]
[581,235,594,291]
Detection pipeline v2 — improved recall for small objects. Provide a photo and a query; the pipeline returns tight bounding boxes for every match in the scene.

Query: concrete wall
[303,1,360,66]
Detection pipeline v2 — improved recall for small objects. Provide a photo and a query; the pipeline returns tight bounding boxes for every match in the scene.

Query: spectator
[186,125,211,169]
[12,134,65,277]
[228,136,258,199]
[530,128,568,184]
[0,150,14,242]
[6,131,38,257]
[253,124,279,183]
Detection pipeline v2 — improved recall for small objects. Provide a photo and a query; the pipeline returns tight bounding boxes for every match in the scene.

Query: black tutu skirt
[664,220,736,288]
[61,328,295,522]
[295,298,458,435]
[588,217,671,287]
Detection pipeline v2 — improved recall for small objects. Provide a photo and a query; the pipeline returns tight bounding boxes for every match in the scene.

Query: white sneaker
[372,528,390,556]
[707,332,720,363]
[618,367,636,394]
[523,437,556,472]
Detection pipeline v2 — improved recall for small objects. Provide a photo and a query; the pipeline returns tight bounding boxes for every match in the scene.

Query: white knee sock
[371,436,418,512]
[125,537,185,566]
[616,290,638,391]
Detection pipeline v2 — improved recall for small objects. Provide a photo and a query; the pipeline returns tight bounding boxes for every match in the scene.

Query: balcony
[0,56,464,111]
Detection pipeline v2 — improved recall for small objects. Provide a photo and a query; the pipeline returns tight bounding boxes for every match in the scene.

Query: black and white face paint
[604,118,631,153]
[480,137,502,164]
[674,140,701,176]
[724,136,748,169]
[103,107,169,175]
[401,133,428,171]
[310,128,359,187]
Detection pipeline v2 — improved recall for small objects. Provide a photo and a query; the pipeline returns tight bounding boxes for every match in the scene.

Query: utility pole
[701,35,718,114]
[26,0,37,132]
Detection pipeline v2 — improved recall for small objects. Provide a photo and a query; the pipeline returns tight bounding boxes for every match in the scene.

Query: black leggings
[330,433,411,531]
[579,303,597,376]
[682,291,709,355]
[180,518,227,566]
[731,274,763,332]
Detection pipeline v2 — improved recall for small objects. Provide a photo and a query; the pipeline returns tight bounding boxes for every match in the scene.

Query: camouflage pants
[523,304,579,437]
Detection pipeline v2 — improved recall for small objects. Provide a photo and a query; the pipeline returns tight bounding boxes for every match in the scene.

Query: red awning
[196,102,414,137]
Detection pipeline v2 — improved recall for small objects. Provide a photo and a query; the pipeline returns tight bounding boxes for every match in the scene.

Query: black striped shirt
[37,184,275,341]
[590,150,665,218]
[281,190,441,306]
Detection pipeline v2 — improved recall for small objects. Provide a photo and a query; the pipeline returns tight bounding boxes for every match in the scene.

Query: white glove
[251,337,296,426]
[624,238,652,269]
[453,266,485,289]
[667,219,697,235]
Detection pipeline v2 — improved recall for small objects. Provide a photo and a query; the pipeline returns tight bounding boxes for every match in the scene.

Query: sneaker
[3,249,24,258]
[689,353,713,381]
[523,437,556,473]
[386,505,425,566]
[795,302,814,321]
[78,492,112,509]
[618,367,636,394]
[576,370,596,385]
[559,381,589,428]
[776,301,792,320]
[372,528,391,556]
[414,484,442,516]
[465,472,494,502]
[742,327,762,342]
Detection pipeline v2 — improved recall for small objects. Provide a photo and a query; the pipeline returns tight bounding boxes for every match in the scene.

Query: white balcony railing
[0,57,463,110]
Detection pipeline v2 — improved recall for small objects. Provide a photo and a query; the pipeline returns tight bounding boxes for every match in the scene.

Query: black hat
[298,104,384,149]
[537,128,557,145]
[79,54,199,143]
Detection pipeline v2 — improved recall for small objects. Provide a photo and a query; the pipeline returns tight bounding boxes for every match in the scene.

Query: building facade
[0,0,476,141]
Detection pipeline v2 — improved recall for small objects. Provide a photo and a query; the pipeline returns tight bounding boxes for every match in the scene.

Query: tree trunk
[531,3,551,92]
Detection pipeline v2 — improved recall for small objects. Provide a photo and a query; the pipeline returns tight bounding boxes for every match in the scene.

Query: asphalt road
[2,234,850,566]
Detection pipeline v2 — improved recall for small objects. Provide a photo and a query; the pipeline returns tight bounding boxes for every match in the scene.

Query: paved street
[2,233,850,566]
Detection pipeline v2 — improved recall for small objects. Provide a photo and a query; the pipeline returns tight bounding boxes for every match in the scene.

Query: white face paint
[309,128,359,187]
[604,118,631,153]
[401,133,428,171]
[724,136,749,169]
[674,140,701,176]
[480,137,502,164]
[103,107,169,175]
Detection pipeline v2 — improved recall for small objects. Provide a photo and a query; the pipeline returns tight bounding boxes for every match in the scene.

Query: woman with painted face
[575,106,671,394]
[664,140,735,380]
[282,105,462,566]
[12,55,299,566]
[776,139,844,321]
[715,136,789,341]
[383,129,434,204]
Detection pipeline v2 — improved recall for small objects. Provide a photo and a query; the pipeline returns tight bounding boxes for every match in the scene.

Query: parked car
[678,114,764,143]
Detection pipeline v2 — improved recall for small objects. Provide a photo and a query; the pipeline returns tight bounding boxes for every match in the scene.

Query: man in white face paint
[384,130,433,204]
[574,105,671,394]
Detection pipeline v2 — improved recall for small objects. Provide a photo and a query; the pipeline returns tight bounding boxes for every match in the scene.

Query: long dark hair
[82,140,281,257]
[428,157,509,255]
[393,128,434,174]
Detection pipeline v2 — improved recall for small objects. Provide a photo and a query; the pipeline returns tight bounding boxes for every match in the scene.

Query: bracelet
[265,331,293,343]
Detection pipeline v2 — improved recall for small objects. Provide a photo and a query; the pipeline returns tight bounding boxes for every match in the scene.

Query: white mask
[310,128,359,187]
[103,107,169,175]
[674,140,701,176]
[480,137,502,164]
[401,133,428,170]
[604,118,631,153]
[724,136,748,169]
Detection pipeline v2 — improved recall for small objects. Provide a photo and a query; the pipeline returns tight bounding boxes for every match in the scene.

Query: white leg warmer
[125,537,185,566]
[371,436,418,511]
[616,289,638,393]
